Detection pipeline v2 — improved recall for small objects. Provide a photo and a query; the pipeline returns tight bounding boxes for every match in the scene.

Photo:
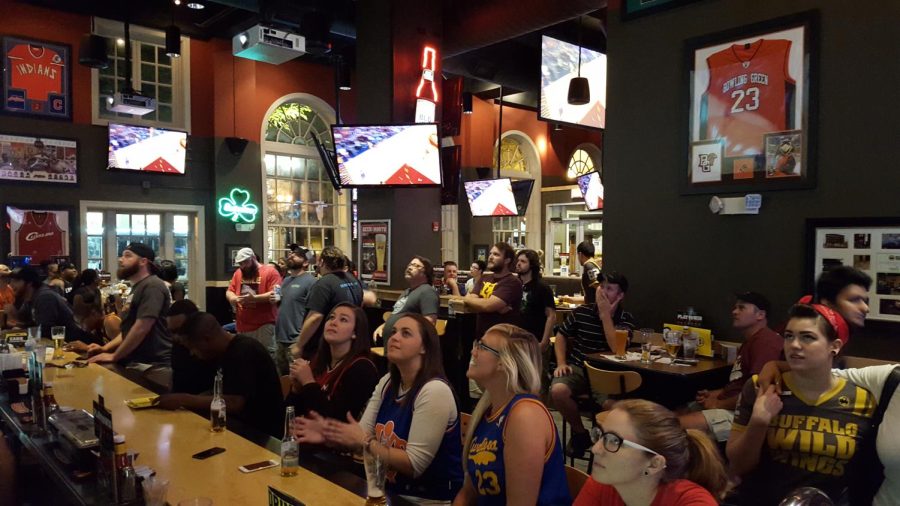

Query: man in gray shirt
[271,244,316,374]
[379,256,439,340]
[89,243,172,387]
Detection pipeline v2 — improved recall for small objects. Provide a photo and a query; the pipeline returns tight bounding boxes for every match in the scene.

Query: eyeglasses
[472,338,501,358]
[590,426,661,456]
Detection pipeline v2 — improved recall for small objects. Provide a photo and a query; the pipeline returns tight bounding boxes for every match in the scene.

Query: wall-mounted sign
[218,187,259,223]
[358,219,390,284]
[415,46,438,123]
[2,36,72,120]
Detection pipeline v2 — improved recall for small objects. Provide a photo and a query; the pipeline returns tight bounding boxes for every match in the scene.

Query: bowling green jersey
[466,394,571,505]
[732,372,876,505]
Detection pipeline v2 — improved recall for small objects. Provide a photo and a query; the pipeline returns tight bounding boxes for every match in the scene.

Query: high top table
[0,353,398,505]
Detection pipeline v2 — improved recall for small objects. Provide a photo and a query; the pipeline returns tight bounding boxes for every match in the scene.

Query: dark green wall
[0,116,218,279]
[603,0,900,358]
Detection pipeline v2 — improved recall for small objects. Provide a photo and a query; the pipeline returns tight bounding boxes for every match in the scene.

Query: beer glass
[51,326,65,359]
[683,332,699,360]
[664,329,682,359]
[364,444,387,505]
[612,325,629,359]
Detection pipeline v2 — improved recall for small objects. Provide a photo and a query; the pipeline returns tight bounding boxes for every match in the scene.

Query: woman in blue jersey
[454,324,570,505]
[295,313,462,503]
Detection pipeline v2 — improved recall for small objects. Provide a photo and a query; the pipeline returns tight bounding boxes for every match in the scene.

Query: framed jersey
[1,37,72,120]
[4,206,73,264]
[684,12,818,194]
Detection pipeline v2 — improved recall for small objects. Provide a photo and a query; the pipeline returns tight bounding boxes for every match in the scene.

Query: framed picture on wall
[4,206,73,265]
[806,217,900,323]
[358,220,391,285]
[621,0,702,21]
[683,11,819,194]
[225,243,251,274]
[473,244,488,263]
[0,133,78,184]
[1,36,72,120]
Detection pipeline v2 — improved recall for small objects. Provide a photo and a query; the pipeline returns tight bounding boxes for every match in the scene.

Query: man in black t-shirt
[166,300,218,395]
[156,312,283,437]
[562,240,602,305]
[464,242,524,340]
[293,246,363,359]
[515,249,556,348]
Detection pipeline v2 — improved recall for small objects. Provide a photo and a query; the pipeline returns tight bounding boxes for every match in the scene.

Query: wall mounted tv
[331,123,442,187]
[510,179,535,216]
[540,35,607,129]
[107,123,188,174]
[464,178,518,217]
[577,171,604,211]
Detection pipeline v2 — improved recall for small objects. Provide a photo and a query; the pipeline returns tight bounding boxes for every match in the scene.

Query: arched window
[489,133,540,250]
[567,144,602,179]
[261,95,348,262]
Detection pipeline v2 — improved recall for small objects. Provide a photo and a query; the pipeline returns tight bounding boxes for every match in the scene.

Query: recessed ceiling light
[186,0,205,9]
[116,38,125,46]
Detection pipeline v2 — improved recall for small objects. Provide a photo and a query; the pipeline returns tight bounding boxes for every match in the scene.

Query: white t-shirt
[834,365,900,506]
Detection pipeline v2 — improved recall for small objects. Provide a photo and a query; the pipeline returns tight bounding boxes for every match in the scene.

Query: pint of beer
[374,233,387,272]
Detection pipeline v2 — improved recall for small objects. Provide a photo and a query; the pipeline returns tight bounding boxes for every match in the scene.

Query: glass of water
[51,326,66,359]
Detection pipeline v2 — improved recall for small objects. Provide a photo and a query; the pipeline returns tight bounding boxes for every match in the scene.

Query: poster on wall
[358,220,390,284]
[0,134,77,184]
[807,218,900,323]
[2,37,71,120]
[6,206,70,264]
[684,12,818,194]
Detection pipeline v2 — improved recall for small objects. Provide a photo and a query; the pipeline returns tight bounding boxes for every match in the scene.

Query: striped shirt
[557,304,636,366]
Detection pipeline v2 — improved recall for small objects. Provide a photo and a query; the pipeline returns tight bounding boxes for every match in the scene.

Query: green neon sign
[218,187,259,223]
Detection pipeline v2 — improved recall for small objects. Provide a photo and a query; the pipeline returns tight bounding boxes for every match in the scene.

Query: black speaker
[78,34,109,69]
[224,136,248,155]
[440,146,461,205]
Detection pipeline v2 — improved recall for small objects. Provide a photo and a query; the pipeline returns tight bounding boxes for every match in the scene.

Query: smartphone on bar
[192,447,226,460]
[238,460,279,473]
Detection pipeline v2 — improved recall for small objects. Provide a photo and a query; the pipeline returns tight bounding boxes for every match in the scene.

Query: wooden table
[20,354,372,505]
[585,351,733,408]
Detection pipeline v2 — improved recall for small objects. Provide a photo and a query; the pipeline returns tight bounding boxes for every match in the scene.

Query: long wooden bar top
[41,356,364,505]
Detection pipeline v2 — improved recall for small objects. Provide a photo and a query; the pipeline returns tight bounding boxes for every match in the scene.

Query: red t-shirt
[0,285,14,311]
[721,326,783,399]
[574,478,717,506]
[227,264,281,332]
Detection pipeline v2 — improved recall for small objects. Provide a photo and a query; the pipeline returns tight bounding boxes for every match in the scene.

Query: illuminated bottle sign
[218,187,259,223]
[415,46,438,123]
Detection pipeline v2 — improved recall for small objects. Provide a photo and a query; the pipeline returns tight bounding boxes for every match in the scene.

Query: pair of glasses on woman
[590,425,661,456]
[472,338,501,357]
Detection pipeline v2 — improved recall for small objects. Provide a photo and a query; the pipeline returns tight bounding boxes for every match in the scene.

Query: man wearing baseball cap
[88,243,172,385]
[0,265,13,329]
[8,265,85,341]
[226,246,282,360]
[679,291,783,442]
[271,244,316,374]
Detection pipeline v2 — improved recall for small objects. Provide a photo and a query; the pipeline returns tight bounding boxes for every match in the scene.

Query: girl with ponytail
[574,399,729,505]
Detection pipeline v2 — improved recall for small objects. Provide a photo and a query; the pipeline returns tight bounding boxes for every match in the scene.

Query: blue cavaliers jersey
[374,378,463,500]
[465,394,571,505]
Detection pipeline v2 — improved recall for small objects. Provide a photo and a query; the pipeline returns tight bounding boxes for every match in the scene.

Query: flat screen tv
[510,179,535,216]
[464,178,518,217]
[331,123,442,186]
[540,35,607,129]
[108,123,188,174]
[577,171,604,211]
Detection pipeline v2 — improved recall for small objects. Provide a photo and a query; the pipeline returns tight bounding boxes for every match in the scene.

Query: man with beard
[59,262,78,296]
[438,260,466,296]
[463,242,523,340]
[378,256,439,340]
[515,249,556,349]
[8,265,84,340]
[88,244,173,388]
[292,246,363,359]
[271,244,316,374]
[225,247,282,361]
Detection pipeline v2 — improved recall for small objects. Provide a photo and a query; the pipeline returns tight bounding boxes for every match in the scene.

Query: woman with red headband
[725,303,876,505]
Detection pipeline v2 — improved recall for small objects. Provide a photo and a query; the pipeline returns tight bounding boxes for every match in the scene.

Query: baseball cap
[287,244,314,261]
[735,291,771,314]
[233,247,255,264]
[0,264,10,277]
[124,243,156,262]
[9,266,42,286]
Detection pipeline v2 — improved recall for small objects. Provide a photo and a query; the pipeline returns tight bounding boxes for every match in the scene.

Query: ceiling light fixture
[337,59,351,91]
[567,16,591,106]
[186,0,205,9]
[165,6,181,58]
[462,91,473,114]
[173,0,181,4]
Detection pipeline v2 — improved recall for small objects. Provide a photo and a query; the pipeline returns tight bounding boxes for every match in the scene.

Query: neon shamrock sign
[217,187,259,223]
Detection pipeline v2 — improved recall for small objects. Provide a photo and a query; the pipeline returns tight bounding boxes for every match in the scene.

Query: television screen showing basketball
[6,206,69,263]
[687,18,812,188]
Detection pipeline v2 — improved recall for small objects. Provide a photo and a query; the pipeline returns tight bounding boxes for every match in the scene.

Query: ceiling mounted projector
[233,25,306,65]
[107,91,156,116]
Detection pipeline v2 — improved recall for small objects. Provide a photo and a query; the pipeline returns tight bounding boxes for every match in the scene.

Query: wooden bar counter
[23,356,371,505]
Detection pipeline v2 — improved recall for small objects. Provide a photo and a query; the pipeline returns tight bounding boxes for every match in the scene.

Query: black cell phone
[192,447,226,460]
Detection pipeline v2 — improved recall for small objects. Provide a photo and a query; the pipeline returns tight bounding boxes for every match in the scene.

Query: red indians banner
[2,37,71,119]
[6,206,69,263]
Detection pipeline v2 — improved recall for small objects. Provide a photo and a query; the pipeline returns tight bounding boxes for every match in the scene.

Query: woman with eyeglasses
[574,399,729,505]
[294,313,463,503]
[725,304,876,505]
[454,324,570,505]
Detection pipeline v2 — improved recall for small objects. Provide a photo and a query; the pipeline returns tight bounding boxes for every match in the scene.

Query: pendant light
[567,16,590,105]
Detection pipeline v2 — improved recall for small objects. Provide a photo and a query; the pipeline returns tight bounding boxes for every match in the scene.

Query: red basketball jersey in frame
[703,39,795,157]
[7,44,64,102]
[15,211,65,262]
